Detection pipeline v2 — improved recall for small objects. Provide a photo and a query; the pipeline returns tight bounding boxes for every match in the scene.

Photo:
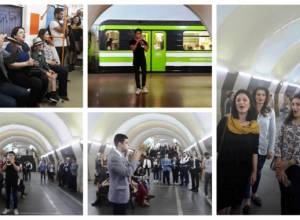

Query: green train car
[97,20,212,73]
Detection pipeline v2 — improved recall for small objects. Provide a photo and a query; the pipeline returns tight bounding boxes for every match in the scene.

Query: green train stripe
[99,50,212,53]
[99,57,211,62]
[99,25,207,31]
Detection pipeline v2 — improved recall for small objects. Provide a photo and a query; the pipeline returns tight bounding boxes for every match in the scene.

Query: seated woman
[31,37,59,103]
[5,27,48,107]
[38,29,69,101]
[0,34,29,107]
[131,177,150,207]
[91,177,110,207]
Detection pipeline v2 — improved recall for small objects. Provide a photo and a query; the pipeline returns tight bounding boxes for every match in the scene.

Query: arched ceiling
[0,113,82,155]
[218,5,300,84]
[88,5,212,34]
[88,113,211,149]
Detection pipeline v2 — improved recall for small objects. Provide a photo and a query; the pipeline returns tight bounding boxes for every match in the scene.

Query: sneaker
[142,87,149,94]
[136,88,142,95]
[49,92,59,103]
[13,209,19,215]
[2,208,10,215]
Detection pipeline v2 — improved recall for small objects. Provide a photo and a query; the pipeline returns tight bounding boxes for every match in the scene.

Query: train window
[104,30,119,50]
[153,32,164,50]
[183,31,212,51]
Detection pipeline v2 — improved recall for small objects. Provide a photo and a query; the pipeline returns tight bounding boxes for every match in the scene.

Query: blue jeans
[0,82,29,107]
[245,155,267,199]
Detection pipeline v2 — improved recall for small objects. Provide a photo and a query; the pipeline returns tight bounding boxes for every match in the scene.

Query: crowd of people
[217,87,300,215]
[91,134,212,215]
[0,7,83,107]
[38,157,79,192]
[0,151,79,215]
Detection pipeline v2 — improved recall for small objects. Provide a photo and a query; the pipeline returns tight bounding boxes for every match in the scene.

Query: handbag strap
[218,117,228,154]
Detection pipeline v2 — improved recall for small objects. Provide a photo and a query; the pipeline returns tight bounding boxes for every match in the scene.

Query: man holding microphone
[129,29,149,95]
[107,133,143,215]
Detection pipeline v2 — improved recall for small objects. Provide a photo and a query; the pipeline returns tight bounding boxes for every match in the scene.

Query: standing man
[142,156,152,177]
[161,154,172,185]
[38,160,47,182]
[203,152,212,198]
[2,151,21,215]
[70,158,78,192]
[50,8,68,65]
[129,29,149,95]
[108,134,142,215]
[190,153,201,192]
[26,161,32,181]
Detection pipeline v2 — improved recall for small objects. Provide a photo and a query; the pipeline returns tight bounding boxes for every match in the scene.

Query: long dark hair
[231,89,257,121]
[38,28,47,41]
[71,16,81,26]
[284,93,300,125]
[253,87,271,117]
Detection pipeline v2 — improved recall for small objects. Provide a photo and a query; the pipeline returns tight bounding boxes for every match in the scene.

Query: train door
[151,31,166,72]
[142,31,151,72]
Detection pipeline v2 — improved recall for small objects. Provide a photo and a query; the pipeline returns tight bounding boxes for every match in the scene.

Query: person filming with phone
[2,151,21,215]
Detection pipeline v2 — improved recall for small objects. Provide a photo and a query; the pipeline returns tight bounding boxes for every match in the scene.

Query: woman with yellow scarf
[217,89,259,214]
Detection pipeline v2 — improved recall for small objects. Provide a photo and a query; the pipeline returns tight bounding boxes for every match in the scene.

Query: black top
[72,28,83,42]
[5,42,31,75]
[217,116,259,209]
[5,161,20,183]
[129,39,148,65]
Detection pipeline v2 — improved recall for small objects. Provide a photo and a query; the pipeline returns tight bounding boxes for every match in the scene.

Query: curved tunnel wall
[88,113,211,180]
[0,113,83,193]
[218,5,300,84]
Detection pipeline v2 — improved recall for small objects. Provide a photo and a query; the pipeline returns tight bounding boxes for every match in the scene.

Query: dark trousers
[112,202,127,215]
[134,63,146,89]
[190,169,200,189]
[8,72,48,107]
[172,169,179,184]
[153,169,159,180]
[49,64,68,97]
[204,172,212,196]
[5,181,18,209]
[163,170,170,185]
[28,171,31,181]
[0,82,29,107]
[41,171,46,181]
[279,165,300,214]
[180,168,189,186]
[56,46,68,65]
[145,168,150,177]
[245,155,267,198]
[70,175,77,192]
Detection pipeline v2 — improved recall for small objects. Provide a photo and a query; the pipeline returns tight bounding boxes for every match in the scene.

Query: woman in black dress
[274,93,300,214]
[217,89,259,214]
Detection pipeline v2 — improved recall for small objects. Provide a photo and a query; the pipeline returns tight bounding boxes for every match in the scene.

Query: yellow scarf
[227,115,259,135]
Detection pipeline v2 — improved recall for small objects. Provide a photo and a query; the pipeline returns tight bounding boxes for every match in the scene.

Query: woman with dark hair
[5,26,48,107]
[217,89,259,214]
[242,87,276,214]
[274,93,300,214]
[69,16,82,70]
[38,28,69,101]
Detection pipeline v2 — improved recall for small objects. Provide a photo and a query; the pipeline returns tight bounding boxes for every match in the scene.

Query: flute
[4,36,24,46]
